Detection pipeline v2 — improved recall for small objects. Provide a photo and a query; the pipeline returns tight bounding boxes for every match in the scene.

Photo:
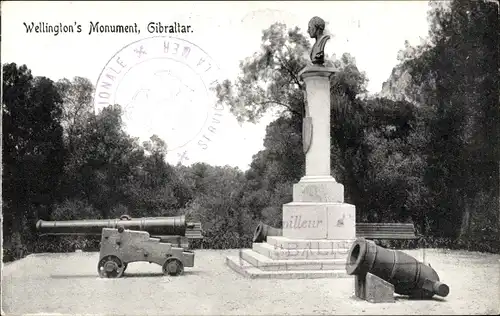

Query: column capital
[299,65,337,80]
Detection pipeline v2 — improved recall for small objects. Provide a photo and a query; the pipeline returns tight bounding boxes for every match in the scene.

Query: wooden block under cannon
[355,273,395,303]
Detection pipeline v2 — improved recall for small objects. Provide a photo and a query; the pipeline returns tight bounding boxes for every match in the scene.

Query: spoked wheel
[97,255,125,278]
[162,258,184,276]
[122,263,128,273]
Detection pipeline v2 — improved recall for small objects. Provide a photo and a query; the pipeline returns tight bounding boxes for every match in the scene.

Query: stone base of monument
[226,236,355,279]
[354,273,396,303]
[282,202,356,239]
[292,176,345,203]
[226,184,356,279]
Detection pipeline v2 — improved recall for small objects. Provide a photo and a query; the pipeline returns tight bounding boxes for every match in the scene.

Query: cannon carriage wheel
[163,258,184,276]
[98,255,126,278]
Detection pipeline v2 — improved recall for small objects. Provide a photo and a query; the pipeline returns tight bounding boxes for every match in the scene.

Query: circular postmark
[93,36,224,163]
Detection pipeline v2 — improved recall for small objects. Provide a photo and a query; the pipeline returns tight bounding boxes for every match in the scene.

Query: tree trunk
[459,206,471,240]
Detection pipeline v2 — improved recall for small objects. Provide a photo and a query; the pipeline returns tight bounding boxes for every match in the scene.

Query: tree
[55,77,94,152]
[390,0,499,240]
[215,23,309,124]
[64,105,148,218]
[358,98,432,227]
[2,63,66,257]
[179,163,254,248]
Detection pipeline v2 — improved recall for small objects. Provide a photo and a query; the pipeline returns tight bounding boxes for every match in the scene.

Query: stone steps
[252,242,350,260]
[226,255,350,279]
[225,237,355,279]
[239,249,347,271]
[266,236,355,250]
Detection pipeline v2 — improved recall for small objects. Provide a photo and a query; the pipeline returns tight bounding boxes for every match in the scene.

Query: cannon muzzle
[36,215,202,238]
[346,238,449,298]
[253,222,283,243]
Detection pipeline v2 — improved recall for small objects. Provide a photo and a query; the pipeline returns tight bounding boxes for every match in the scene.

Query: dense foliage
[3,0,499,261]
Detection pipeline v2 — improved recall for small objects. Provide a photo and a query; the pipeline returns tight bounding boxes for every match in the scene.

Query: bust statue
[307,16,330,65]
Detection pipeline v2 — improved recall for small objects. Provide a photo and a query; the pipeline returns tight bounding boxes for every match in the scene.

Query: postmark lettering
[94,36,223,162]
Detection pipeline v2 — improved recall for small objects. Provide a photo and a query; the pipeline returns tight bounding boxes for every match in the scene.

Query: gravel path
[2,249,499,315]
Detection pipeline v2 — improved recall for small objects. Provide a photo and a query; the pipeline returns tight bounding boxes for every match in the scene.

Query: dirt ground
[2,248,499,315]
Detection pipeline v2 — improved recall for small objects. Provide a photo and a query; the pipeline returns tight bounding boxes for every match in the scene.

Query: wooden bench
[185,222,204,239]
[355,223,421,240]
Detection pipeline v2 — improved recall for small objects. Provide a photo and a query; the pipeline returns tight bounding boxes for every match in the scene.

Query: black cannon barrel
[346,238,449,298]
[253,222,282,243]
[36,215,193,237]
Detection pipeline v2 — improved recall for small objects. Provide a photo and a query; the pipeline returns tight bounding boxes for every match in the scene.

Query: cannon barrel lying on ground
[36,214,202,239]
[346,238,449,302]
[253,222,282,243]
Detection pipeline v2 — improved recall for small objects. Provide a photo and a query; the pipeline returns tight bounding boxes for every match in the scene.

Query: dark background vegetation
[3,0,499,262]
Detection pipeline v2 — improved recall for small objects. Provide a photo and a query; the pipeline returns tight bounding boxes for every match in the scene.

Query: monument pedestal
[226,65,357,279]
[293,176,344,203]
[227,198,356,279]
[283,202,355,240]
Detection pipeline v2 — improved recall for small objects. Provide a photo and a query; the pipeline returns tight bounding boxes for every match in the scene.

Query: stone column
[292,66,344,205]
[301,66,335,178]
[281,65,355,240]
